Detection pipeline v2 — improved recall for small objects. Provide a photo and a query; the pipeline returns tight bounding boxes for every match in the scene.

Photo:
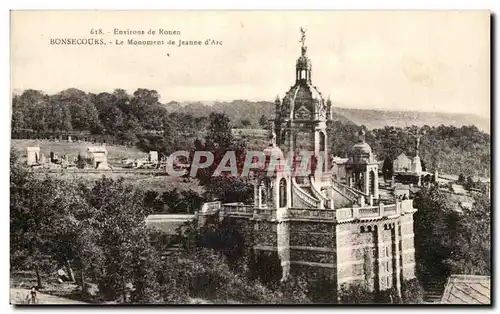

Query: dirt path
[10,288,87,305]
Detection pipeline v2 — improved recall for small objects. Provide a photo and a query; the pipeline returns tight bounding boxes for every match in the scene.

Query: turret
[296,27,312,84]
[275,95,281,119]
[326,97,332,121]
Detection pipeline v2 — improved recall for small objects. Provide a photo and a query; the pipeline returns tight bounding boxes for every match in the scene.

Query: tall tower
[274,28,333,174]
[345,129,379,200]
[199,29,418,298]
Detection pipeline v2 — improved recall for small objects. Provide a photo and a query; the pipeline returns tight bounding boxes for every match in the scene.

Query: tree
[45,98,73,133]
[443,194,490,275]
[458,174,465,183]
[382,157,393,180]
[338,283,374,304]
[240,119,251,127]
[93,92,126,135]
[17,90,50,133]
[413,187,491,285]
[205,113,234,150]
[413,187,457,279]
[11,95,25,131]
[204,176,253,203]
[10,151,64,288]
[55,88,102,133]
[127,228,162,303]
[76,153,86,169]
[275,276,312,304]
[420,159,427,172]
[82,177,154,301]
[464,176,475,190]
[258,115,268,128]
[401,278,425,304]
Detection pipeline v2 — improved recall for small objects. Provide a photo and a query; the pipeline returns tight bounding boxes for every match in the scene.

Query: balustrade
[222,204,254,215]
[358,206,380,217]
[201,199,414,223]
[200,201,221,213]
[383,204,397,215]
[286,208,335,220]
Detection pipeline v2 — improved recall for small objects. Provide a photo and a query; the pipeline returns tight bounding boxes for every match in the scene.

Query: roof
[332,157,349,164]
[441,275,490,305]
[395,184,411,190]
[459,201,473,210]
[231,128,269,138]
[145,214,195,235]
[451,184,467,195]
[440,174,491,183]
[352,141,372,154]
[284,84,324,115]
[87,146,107,153]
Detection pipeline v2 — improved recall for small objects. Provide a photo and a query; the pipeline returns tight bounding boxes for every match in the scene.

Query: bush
[401,278,425,304]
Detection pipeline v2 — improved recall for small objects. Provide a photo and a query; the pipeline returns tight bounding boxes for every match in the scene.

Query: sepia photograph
[8,10,491,305]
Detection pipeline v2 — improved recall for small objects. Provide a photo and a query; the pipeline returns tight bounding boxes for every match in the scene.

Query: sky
[10,11,490,118]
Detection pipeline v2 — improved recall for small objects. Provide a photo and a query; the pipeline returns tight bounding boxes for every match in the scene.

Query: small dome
[283,84,324,115]
[352,141,372,154]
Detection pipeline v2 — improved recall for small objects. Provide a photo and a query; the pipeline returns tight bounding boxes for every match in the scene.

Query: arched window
[281,130,288,144]
[260,178,272,207]
[319,132,326,171]
[319,132,326,152]
[279,178,287,208]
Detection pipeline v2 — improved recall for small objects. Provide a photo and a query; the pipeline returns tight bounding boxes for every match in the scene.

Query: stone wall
[253,220,278,247]
[215,206,417,296]
[288,221,335,248]
[399,213,416,280]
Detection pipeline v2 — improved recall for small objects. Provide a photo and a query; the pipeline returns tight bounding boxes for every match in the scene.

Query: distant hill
[165,100,356,127]
[166,101,489,133]
[333,107,490,133]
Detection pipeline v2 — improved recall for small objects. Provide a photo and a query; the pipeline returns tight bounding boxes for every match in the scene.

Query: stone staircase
[291,177,320,208]
[423,277,447,303]
[331,178,365,205]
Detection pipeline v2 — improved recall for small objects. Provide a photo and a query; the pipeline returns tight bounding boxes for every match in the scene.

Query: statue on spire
[359,129,366,143]
[268,121,276,147]
[300,27,307,56]
[300,27,307,46]
[415,135,421,156]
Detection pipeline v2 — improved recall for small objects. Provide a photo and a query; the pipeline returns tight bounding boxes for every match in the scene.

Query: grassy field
[11,139,147,166]
[39,171,205,194]
[11,139,206,193]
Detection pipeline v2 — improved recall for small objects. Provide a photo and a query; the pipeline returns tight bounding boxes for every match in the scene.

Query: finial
[359,129,366,142]
[275,95,280,103]
[415,135,420,157]
[300,27,307,47]
[300,27,307,56]
[269,130,277,147]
